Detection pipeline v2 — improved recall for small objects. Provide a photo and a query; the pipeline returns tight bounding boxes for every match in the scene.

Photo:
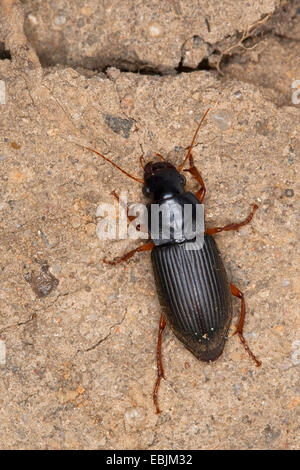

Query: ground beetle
[83,108,261,413]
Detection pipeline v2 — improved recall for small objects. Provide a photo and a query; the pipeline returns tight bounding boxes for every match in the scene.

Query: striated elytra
[152,233,232,363]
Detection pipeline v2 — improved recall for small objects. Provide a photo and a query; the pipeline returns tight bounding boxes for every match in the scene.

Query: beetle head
[143,161,186,200]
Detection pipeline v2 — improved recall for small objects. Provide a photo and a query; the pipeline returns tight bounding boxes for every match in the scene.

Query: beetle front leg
[103,191,152,265]
[206,203,258,235]
[153,314,167,414]
[111,190,139,228]
[230,283,262,367]
[111,189,149,234]
[183,154,206,203]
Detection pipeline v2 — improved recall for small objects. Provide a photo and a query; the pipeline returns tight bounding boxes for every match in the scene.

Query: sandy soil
[0,0,299,449]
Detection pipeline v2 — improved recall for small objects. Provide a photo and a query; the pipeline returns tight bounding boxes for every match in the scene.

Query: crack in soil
[77,311,127,354]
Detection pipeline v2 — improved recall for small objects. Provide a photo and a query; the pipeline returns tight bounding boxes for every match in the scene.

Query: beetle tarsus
[153,315,166,414]
[230,283,262,367]
[235,331,262,367]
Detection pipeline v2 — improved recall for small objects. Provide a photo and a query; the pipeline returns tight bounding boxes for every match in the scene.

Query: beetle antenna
[177,108,210,172]
[155,153,166,161]
[139,154,145,170]
[78,144,144,183]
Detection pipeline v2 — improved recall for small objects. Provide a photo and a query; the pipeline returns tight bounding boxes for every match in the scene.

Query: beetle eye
[143,185,151,197]
[179,174,186,186]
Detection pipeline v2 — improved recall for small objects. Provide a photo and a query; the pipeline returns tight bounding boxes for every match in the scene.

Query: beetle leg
[111,190,149,234]
[153,314,167,414]
[230,283,262,367]
[206,203,258,235]
[111,190,139,228]
[103,241,154,265]
[183,154,206,202]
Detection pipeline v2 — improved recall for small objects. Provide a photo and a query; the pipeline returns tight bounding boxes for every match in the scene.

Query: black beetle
[83,108,261,413]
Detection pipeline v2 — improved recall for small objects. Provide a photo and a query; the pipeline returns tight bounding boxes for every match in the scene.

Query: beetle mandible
[83,108,261,413]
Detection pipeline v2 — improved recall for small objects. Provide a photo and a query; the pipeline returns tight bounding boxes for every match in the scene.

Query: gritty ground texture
[21,0,279,72]
[0,0,299,450]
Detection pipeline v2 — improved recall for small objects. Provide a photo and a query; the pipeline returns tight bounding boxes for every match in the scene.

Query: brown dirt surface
[0,0,299,450]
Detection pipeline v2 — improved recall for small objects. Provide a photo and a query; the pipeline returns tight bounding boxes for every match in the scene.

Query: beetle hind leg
[153,315,167,414]
[230,283,262,367]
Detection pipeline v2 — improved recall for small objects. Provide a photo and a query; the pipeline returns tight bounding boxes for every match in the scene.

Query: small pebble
[291,350,300,365]
[54,15,66,26]
[0,80,5,104]
[192,91,200,100]
[71,216,81,228]
[27,14,38,25]
[130,270,137,283]
[105,67,121,80]
[124,407,144,430]
[273,187,282,199]
[233,383,242,396]
[147,22,162,37]
[242,415,251,424]
[291,340,300,365]
[64,390,78,401]
[287,147,295,165]
[285,189,294,198]
[193,35,203,47]
[0,340,6,366]
[212,111,232,131]
[10,142,21,150]
[264,424,281,443]
[234,90,242,99]
[25,262,59,298]
[52,264,61,275]
[121,94,134,110]
[278,361,291,371]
